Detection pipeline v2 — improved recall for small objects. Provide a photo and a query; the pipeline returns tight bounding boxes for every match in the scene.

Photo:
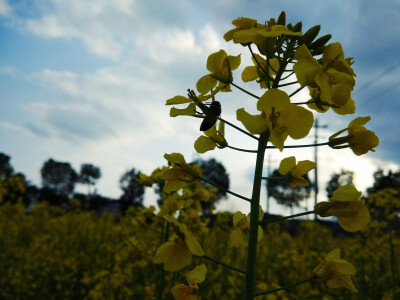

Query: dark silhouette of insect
[200,101,221,131]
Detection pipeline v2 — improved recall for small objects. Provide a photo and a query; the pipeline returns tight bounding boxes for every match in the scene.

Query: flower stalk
[244,130,269,299]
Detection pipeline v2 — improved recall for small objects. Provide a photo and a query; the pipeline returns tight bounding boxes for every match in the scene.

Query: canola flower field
[0,192,398,300]
[1,10,399,300]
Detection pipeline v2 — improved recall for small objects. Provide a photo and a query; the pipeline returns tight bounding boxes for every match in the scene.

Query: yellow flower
[153,216,204,271]
[312,248,358,293]
[322,43,356,77]
[293,44,356,114]
[196,49,241,95]
[329,116,379,155]
[241,54,279,88]
[314,184,370,232]
[230,207,263,247]
[171,284,197,300]
[136,173,155,187]
[236,89,314,150]
[232,20,301,45]
[161,153,201,193]
[224,17,260,42]
[185,264,207,285]
[278,156,316,188]
[194,121,227,153]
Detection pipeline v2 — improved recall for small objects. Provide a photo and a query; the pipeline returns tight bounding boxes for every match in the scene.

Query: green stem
[278,81,298,87]
[203,255,247,275]
[259,211,315,224]
[253,276,315,297]
[219,117,259,141]
[198,176,251,202]
[261,176,284,181]
[227,145,258,153]
[289,86,305,97]
[155,221,170,300]
[231,82,260,99]
[244,130,269,300]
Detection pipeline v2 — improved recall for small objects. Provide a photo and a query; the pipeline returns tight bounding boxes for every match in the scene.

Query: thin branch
[259,211,315,224]
[289,86,305,97]
[230,82,260,99]
[203,255,247,275]
[199,176,251,202]
[219,117,259,141]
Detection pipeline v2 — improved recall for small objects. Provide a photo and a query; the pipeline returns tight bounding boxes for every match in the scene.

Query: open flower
[314,184,370,232]
[241,53,279,88]
[171,284,197,300]
[231,19,301,45]
[293,44,356,114]
[161,153,201,193]
[194,121,227,153]
[230,207,264,247]
[196,49,241,95]
[153,216,204,272]
[171,264,207,300]
[236,89,314,150]
[329,116,379,155]
[278,156,316,188]
[312,248,358,293]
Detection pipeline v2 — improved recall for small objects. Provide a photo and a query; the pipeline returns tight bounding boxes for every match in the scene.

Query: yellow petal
[196,74,218,95]
[278,156,296,175]
[186,264,207,284]
[349,116,371,127]
[207,49,227,73]
[242,66,259,82]
[166,95,191,105]
[170,103,196,117]
[194,136,216,154]
[330,185,362,202]
[236,108,267,135]
[227,54,241,70]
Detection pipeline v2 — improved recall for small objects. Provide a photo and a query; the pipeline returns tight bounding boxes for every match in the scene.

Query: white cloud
[0,0,11,16]
[0,65,17,77]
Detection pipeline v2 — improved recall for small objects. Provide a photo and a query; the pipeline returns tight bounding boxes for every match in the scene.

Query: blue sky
[1,0,399,214]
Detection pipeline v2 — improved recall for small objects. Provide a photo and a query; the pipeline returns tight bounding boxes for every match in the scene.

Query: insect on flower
[200,101,221,131]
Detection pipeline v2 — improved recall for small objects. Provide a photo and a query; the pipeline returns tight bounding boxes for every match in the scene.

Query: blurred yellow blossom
[314,184,370,232]
[329,116,379,155]
[278,156,316,188]
[312,248,358,293]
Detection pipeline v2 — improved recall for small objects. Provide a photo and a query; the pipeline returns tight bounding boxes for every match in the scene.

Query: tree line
[1,152,399,215]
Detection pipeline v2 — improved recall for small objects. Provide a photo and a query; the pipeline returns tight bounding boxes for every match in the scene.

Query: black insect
[200,101,221,131]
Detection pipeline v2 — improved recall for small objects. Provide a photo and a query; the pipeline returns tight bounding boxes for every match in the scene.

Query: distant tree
[40,159,78,204]
[119,168,145,212]
[267,169,312,213]
[193,158,230,214]
[1,173,26,205]
[326,169,354,198]
[79,164,101,196]
[367,169,400,196]
[0,153,14,180]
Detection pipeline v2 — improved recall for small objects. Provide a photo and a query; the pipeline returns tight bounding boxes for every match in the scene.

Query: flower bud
[300,25,321,45]
[277,11,286,25]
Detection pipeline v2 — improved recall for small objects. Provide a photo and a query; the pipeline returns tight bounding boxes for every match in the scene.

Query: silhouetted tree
[367,169,400,196]
[119,168,145,212]
[40,159,78,205]
[79,163,101,195]
[326,169,354,198]
[193,158,230,214]
[267,169,312,213]
[0,153,14,180]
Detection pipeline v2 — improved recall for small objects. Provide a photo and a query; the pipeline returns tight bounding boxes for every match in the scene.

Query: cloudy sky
[1,0,399,214]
